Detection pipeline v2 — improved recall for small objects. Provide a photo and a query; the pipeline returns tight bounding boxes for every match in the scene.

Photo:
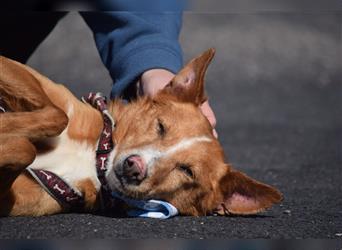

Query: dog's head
[106,49,282,216]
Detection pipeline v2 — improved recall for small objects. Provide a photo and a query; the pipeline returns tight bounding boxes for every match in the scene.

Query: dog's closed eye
[177,163,194,178]
[157,119,166,138]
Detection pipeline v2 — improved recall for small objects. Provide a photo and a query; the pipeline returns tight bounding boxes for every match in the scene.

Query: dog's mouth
[106,154,150,199]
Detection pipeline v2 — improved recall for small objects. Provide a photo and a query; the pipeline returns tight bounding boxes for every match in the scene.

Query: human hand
[139,69,218,138]
[200,100,217,138]
[139,69,174,96]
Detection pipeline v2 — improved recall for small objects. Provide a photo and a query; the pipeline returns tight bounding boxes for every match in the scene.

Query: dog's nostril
[124,158,134,167]
[126,158,135,167]
[122,155,146,184]
[123,155,139,169]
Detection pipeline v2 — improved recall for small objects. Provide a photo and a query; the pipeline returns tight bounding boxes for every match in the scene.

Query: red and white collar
[28,92,117,212]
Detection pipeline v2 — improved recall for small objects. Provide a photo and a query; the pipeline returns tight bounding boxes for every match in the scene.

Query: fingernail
[213,129,218,138]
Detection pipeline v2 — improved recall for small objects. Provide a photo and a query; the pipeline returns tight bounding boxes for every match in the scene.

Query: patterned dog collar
[26,92,116,212]
[27,168,85,210]
[81,92,117,211]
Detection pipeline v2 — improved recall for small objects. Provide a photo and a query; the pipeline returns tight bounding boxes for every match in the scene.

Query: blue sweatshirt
[80,11,183,99]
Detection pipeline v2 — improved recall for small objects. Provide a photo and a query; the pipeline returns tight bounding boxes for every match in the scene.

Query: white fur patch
[29,129,101,191]
[106,136,212,191]
[109,136,212,174]
[163,136,212,157]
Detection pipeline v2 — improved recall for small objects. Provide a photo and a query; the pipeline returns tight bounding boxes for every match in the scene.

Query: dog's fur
[0,49,282,217]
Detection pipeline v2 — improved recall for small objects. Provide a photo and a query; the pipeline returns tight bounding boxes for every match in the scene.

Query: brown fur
[75,179,99,212]
[0,49,282,217]
[0,56,99,216]
[0,172,62,216]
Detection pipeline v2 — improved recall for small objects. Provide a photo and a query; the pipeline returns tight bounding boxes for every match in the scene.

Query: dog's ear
[161,48,215,105]
[215,166,283,215]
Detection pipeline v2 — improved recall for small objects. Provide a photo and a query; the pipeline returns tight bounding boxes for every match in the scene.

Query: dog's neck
[106,98,132,144]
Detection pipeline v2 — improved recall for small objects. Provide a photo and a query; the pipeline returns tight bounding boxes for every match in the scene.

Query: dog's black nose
[122,155,146,184]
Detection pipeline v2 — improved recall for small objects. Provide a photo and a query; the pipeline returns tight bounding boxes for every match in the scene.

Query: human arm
[80,11,183,99]
[81,10,217,136]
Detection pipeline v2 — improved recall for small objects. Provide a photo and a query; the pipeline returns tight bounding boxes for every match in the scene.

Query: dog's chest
[29,129,101,191]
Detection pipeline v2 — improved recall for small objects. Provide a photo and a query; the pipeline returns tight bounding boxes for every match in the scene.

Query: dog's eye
[157,119,166,137]
[177,163,194,178]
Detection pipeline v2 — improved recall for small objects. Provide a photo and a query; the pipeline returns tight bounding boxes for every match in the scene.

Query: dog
[0,49,282,217]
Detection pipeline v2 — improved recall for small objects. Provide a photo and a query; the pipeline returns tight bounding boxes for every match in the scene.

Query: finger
[200,101,217,128]
[213,129,218,138]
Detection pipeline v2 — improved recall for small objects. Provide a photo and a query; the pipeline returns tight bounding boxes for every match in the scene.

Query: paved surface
[0,12,341,238]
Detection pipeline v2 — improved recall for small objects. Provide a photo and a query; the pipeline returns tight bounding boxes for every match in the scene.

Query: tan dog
[0,49,282,217]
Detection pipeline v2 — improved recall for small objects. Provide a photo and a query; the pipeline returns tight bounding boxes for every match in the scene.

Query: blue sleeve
[80,12,183,99]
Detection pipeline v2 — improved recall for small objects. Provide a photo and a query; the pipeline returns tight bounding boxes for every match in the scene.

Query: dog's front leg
[0,136,35,197]
[0,136,64,216]
[0,105,68,139]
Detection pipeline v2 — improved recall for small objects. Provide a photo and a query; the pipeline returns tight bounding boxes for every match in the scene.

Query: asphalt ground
[0,12,341,239]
